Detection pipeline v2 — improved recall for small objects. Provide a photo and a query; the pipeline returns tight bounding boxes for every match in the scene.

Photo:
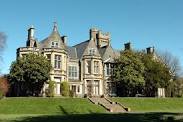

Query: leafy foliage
[113,50,145,96]
[61,81,69,97]
[169,78,183,97]
[141,53,171,97]
[46,80,55,97]
[0,77,9,97]
[8,53,52,96]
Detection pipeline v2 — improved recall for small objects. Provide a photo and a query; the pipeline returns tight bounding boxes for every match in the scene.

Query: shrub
[0,77,9,98]
[61,82,69,97]
[46,80,55,97]
[84,94,88,98]
[69,90,74,97]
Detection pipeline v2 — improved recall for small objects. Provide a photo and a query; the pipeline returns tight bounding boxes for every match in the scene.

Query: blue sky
[0,0,183,74]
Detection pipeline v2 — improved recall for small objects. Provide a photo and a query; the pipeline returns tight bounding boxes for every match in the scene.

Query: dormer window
[88,48,95,55]
[51,41,58,48]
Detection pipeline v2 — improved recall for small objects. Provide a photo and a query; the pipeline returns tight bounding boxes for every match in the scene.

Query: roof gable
[74,40,89,59]
[67,46,77,59]
[82,39,101,57]
[100,45,118,62]
[39,23,66,49]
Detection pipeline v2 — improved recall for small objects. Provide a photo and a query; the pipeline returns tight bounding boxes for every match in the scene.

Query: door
[54,77,61,95]
[93,80,99,96]
[87,80,92,97]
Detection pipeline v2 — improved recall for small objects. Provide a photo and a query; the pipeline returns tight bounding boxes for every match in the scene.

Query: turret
[89,28,110,48]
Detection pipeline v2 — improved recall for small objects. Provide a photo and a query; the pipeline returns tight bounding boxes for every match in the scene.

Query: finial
[30,25,34,29]
[53,22,58,32]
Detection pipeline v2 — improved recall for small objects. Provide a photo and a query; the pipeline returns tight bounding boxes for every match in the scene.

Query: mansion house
[17,23,154,97]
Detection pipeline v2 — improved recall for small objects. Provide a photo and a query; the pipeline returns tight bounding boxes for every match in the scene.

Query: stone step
[89,97,127,113]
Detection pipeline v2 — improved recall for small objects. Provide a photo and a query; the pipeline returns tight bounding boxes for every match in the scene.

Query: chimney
[124,42,131,50]
[28,25,35,40]
[62,36,67,44]
[146,47,155,54]
[90,28,98,40]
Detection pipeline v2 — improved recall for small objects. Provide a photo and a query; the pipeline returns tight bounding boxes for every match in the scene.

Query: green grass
[1,97,183,122]
[112,97,183,112]
[0,97,105,114]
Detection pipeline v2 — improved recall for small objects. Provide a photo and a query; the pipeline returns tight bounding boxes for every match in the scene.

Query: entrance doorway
[86,80,100,96]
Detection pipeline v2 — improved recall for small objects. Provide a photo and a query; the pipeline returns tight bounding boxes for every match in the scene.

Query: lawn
[1,97,183,122]
[112,97,183,112]
[0,97,105,114]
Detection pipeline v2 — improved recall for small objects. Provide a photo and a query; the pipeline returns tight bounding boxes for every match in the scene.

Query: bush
[0,77,9,98]
[46,80,55,97]
[84,94,88,98]
[69,90,74,97]
[61,82,69,97]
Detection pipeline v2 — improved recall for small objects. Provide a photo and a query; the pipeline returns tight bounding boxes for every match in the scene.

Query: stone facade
[16,23,120,97]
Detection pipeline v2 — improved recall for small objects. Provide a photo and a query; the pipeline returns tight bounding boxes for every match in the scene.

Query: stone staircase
[89,97,130,113]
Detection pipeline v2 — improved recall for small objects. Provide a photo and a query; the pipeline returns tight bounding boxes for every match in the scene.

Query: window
[71,85,80,94]
[69,66,77,79]
[71,85,76,93]
[51,41,59,48]
[94,61,99,74]
[77,86,80,93]
[106,63,113,76]
[46,54,51,62]
[88,48,95,55]
[54,55,61,69]
[86,60,91,74]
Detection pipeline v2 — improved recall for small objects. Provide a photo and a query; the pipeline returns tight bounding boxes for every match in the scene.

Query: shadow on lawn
[13,105,183,122]
[14,112,183,122]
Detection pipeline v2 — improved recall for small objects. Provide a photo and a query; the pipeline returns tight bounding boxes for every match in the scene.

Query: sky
[0,0,183,74]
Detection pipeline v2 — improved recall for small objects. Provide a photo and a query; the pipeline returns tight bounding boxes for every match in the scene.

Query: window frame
[68,66,78,79]
[94,61,99,74]
[54,55,61,69]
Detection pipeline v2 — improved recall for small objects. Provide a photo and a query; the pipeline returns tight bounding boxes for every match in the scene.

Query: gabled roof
[67,46,77,59]
[99,45,120,62]
[98,46,107,57]
[73,40,89,59]
[82,39,101,57]
[74,39,101,59]
[39,23,66,49]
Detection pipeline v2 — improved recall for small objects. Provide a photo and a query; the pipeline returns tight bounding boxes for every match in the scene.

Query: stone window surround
[68,65,78,79]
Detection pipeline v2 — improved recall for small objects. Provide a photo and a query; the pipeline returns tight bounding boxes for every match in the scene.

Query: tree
[113,50,145,97]
[0,76,9,97]
[171,78,183,97]
[0,32,6,53]
[158,51,181,79]
[0,32,6,73]
[141,53,171,97]
[8,53,52,96]
[46,80,55,97]
[61,82,69,97]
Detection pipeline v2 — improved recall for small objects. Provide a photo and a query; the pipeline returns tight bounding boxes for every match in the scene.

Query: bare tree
[0,32,6,73]
[158,51,181,79]
[0,32,6,55]
[0,32,6,49]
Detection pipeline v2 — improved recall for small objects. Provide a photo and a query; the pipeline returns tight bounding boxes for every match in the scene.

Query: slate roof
[39,23,66,50]
[73,40,89,59]
[98,46,107,57]
[98,45,120,62]
[67,46,77,59]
